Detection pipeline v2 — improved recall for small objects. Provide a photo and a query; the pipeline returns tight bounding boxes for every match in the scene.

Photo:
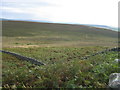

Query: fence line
[0,50,45,66]
[81,47,120,60]
[0,47,119,65]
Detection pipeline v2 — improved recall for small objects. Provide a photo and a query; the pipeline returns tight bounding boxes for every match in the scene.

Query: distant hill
[86,24,118,31]
[1,18,118,31]
[2,20,118,47]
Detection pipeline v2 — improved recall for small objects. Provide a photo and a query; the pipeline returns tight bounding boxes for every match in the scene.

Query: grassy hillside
[2,47,119,88]
[2,20,118,47]
[2,20,119,88]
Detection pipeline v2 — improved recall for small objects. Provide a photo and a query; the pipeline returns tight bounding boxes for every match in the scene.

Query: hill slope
[2,20,118,47]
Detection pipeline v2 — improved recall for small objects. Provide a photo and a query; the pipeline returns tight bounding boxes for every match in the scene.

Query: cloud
[1,0,119,27]
[2,7,24,13]
[2,0,49,3]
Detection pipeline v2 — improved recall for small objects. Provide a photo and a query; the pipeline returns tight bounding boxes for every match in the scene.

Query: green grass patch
[2,47,119,88]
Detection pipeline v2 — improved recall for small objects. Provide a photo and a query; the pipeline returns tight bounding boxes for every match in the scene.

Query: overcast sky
[1,0,119,27]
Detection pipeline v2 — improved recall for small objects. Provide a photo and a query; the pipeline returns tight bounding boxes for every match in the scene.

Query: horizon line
[0,18,118,32]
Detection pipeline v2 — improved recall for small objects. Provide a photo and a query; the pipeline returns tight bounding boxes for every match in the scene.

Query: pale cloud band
[1,0,119,27]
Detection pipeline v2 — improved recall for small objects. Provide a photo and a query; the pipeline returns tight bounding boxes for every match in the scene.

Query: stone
[109,73,120,89]
[114,59,120,63]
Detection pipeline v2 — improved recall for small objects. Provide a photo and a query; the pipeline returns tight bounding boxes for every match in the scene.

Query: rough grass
[2,20,119,88]
[3,46,109,64]
[2,46,119,88]
[2,21,118,47]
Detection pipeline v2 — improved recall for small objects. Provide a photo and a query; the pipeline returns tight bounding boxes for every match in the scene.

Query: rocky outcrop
[109,73,120,89]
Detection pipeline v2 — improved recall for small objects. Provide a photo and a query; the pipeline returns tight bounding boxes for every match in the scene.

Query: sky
[1,0,119,28]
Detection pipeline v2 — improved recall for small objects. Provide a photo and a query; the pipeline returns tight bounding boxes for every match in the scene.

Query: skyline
[1,0,119,28]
